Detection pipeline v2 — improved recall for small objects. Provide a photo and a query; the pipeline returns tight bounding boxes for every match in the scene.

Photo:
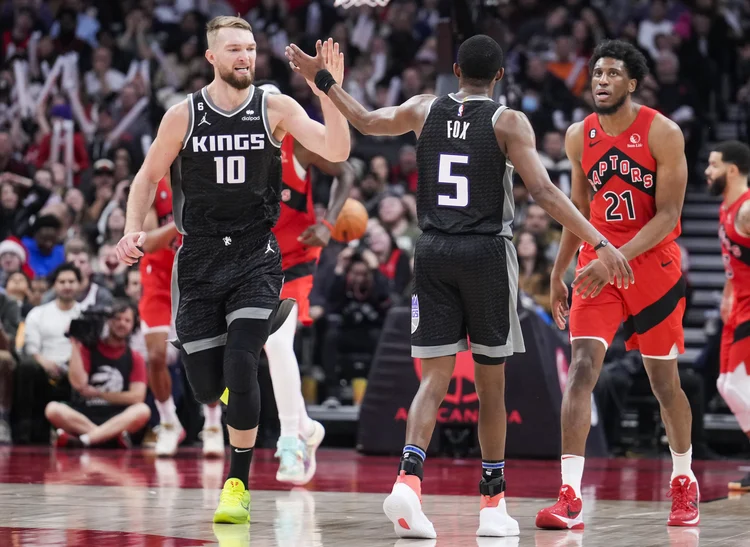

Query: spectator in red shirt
[44,298,150,448]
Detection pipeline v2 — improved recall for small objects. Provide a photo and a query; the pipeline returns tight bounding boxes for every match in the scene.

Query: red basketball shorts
[720,306,750,375]
[280,275,314,326]
[139,264,173,334]
[569,241,685,358]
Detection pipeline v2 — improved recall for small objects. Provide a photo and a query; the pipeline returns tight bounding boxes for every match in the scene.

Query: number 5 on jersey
[438,153,469,207]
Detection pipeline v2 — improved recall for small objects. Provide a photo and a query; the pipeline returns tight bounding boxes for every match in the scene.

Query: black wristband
[593,239,608,251]
[314,69,336,95]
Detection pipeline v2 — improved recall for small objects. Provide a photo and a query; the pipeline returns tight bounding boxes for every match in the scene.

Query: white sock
[561,454,585,498]
[298,391,316,440]
[670,445,696,482]
[155,396,179,425]
[265,303,302,439]
[80,434,91,446]
[203,404,222,429]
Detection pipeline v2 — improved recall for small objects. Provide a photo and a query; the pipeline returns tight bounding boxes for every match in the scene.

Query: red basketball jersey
[581,106,681,249]
[720,189,750,309]
[273,136,320,272]
[140,177,180,276]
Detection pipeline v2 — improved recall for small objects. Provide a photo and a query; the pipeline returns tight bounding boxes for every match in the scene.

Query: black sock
[399,444,426,480]
[227,445,254,489]
[481,460,505,482]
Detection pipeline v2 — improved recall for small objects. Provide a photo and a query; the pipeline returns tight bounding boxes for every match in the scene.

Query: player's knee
[224,349,261,430]
[131,402,152,424]
[182,348,225,404]
[147,344,168,370]
[568,355,599,391]
[649,376,680,405]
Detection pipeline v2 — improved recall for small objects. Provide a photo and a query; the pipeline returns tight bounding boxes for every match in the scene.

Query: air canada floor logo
[394,350,522,424]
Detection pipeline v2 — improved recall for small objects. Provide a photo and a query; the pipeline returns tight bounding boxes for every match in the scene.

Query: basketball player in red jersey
[536,40,698,529]
[260,82,354,484]
[705,140,750,491]
[139,176,224,457]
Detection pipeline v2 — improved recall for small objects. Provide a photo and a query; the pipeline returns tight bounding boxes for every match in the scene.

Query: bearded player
[259,82,354,484]
[118,16,350,525]
[705,140,750,492]
[536,40,697,529]
[139,176,225,458]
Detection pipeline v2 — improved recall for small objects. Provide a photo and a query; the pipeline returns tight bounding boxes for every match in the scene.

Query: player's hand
[285,38,342,97]
[573,259,610,299]
[116,231,146,265]
[321,38,345,87]
[721,294,733,324]
[78,384,100,399]
[594,244,634,289]
[550,274,569,330]
[298,222,331,247]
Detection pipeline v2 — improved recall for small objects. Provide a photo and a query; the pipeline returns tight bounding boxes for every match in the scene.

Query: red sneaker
[667,475,700,527]
[54,429,82,449]
[535,485,584,530]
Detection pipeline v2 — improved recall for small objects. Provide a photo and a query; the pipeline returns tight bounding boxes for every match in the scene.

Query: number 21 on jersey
[438,153,469,207]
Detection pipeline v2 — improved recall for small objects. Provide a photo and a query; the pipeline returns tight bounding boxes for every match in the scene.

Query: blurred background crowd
[0,0,747,458]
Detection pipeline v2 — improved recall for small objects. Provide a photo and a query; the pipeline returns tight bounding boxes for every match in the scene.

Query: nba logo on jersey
[457,104,464,117]
[411,294,420,334]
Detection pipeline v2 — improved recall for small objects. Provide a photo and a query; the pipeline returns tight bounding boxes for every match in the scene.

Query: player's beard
[707,173,727,196]
[218,65,255,90]
[593,91,628,116]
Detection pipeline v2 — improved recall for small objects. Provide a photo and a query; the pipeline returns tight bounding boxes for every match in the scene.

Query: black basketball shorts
[171,231,283,354]
[411,232,525,360]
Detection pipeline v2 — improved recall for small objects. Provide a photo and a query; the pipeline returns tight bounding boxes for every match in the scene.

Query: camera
[67,307,113,348]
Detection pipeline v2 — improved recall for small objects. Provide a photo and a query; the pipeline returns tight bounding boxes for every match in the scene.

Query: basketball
[330,198,368,242]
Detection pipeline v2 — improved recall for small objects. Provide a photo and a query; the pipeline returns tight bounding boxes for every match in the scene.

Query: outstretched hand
[285,38,344,96]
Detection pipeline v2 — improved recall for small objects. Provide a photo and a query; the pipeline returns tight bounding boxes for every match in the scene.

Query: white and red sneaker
[477,491,520,537]
[383,471,437,539]
[667,475,700,527]
[535,485,584,530]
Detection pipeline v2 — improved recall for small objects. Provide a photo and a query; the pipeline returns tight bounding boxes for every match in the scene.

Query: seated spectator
[45,299,150,448]
[322,246,393,406]
[365,221,411,302]
[523,203,561,262]
[0,238,26,288]
[538,130,572,195]
[515,229,552,314]
[377,194,421,257]
[5,271,33,318]
[21,215,66,278]
[0,171,53,240]
[13,264,82,443]
[42,239,114,311]
[0,288,20,444]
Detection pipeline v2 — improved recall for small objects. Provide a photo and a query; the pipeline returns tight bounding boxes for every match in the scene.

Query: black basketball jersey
[415,94,514,237]
[172,85,282,237]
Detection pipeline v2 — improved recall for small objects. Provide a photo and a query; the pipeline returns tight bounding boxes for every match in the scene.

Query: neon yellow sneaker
[213,478,250,524]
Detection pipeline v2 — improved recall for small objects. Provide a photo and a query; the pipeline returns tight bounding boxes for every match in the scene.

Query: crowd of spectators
[0,0,747,447]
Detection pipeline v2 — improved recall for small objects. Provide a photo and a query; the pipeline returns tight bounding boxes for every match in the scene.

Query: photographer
[45,299,150,448]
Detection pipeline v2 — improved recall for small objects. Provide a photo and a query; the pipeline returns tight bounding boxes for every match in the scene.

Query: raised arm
[495,108,632,287]
[267,93,350,162]
[117,101,187,265]
[618,114,687,261]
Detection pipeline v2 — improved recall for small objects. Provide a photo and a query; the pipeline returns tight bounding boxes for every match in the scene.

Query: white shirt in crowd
[24,301,81,366]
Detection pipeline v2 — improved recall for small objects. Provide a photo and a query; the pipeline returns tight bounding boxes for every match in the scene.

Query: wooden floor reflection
[1,447,749,546]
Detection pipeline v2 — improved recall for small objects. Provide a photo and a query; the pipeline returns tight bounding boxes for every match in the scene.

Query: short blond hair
[206,16,253,48]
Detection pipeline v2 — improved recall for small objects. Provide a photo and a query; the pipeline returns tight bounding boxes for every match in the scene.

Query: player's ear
[453,63,461,79]
[205,49,215,66]
[629,79,637,94]
[496,68,504,82]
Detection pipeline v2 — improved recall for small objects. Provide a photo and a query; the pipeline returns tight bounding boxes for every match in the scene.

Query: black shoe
[728,472,750,492]
[170,298,297,350]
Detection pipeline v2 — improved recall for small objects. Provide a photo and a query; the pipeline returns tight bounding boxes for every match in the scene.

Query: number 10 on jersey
[438,154,469,207]
[214,156,246,184]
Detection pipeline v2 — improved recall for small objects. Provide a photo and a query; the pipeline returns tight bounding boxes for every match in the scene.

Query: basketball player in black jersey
[116,17,350,525]
[288,35,632,539]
